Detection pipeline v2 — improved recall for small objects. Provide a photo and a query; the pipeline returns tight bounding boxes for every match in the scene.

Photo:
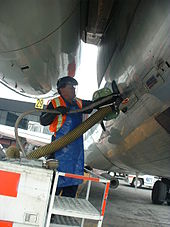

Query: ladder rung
[52,196,101,220]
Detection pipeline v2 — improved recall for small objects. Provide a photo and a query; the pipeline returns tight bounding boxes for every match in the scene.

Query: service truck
[127,174,158,188]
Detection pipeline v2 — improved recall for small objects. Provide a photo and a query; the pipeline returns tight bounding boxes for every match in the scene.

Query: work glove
[55,106,69,115]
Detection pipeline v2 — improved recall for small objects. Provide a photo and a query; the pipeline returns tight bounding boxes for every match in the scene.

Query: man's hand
[56,106,69,115]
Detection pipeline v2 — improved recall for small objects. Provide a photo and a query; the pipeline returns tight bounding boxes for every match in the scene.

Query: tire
[152,180,167,204]
[131,178,143,188]
[110,177,119,189]
[100,173,119,189]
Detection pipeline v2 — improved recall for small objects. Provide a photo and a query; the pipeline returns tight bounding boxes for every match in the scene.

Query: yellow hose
[26,105,114,159]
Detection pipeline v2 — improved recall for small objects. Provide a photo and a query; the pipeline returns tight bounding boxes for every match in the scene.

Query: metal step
[50,215,80,226]
[52,196,101,220]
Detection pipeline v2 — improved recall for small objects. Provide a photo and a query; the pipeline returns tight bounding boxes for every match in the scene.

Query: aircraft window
[6,112,28,129]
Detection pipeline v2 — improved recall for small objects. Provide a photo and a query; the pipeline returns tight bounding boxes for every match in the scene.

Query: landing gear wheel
[110,177,119,189]
[131,178,142,188]
[100,173,119,189]
[152,180,167,204]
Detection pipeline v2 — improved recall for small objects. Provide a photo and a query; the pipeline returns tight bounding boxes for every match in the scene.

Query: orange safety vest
[49,96,83,132]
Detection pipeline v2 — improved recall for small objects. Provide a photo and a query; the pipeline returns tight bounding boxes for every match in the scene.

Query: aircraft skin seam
[0,3,80,54]
[95,143,126,171]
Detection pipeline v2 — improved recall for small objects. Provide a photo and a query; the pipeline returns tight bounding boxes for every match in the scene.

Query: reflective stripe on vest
[75,98,83,109]
[49,96,67,132]
[49,96,83,133]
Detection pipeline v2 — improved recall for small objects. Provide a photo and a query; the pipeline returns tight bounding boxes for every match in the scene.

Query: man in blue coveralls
[40,76,92,197]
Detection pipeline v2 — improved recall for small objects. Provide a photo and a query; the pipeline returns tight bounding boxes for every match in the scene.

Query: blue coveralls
[53,99,84,188]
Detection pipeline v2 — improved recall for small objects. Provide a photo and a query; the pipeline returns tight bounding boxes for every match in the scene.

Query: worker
[40,76,93,198]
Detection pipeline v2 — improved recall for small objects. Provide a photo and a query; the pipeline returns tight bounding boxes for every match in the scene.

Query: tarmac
[79,180,170,227]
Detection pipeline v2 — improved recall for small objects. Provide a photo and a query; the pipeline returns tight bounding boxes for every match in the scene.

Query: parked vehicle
[127,174,158,188]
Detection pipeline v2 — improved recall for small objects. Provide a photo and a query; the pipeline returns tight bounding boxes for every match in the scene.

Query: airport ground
[79,180,170,227]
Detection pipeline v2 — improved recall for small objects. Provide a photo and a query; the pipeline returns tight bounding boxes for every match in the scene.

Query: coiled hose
[14,93,122,159]
[26,105,114,159]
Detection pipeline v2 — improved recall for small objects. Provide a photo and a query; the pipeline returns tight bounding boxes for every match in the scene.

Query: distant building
[0,98,51,148]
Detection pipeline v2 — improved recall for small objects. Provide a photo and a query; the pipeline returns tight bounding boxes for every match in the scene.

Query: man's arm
[40,102,69,126]
[40,102,56,126]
